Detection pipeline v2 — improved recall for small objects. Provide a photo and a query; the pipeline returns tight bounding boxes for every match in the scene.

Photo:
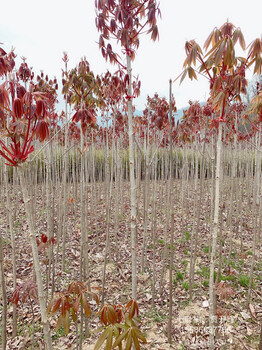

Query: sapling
[180,21,262,349]
[95,0,160,300]
[0,49,53,349]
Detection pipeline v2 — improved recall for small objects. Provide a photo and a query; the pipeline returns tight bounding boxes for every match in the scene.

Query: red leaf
[41,233,48,243]
[12,98,23,119]
[16,86,27,99]
[35,120,49,141]
[36,99,46,118]
[0,85,10,106]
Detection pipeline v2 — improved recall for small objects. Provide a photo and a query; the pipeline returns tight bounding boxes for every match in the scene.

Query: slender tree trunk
[142,124,149,273]
[18,166,52,350]
[151,160,157,307]
[226,116,238,265]
[159,173,171,293]
[4,161,17,336]
[126,49,137,299]
[167,79,174,344]
[209,122,223,350]
[102,121,113,304]
[247,127,261,305]
[0,230,7,350]
[189,118,208,297]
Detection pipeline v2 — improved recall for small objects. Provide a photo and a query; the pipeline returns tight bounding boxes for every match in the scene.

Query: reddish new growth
[62,56,99,134]
[0,48,51,166]
[95,0,160,101]
[0,83,50,166]
[10,280,38,306]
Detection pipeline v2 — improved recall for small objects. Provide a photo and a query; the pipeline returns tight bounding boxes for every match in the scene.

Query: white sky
[1,0,262,112]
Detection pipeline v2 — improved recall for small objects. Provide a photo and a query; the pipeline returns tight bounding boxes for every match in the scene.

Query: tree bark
[0,231,7,350]
[209,122,223,350]
[18,166,52,350]
[126,49,137,300]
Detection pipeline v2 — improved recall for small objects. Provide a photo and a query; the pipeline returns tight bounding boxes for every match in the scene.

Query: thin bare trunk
[126,50,137,299]
[0,231,7,350]
[18,166,52,350]
[167,79,174,344]
[209,122,223,350]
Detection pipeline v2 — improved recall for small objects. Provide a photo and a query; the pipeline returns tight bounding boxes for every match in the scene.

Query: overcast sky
[1,0,262,112]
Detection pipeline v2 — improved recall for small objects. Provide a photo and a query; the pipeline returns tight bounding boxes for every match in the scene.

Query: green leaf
[125,332,132,350]
[232,28,246,50]
[131,328,140,350]
[179,69,188,85]
[204,39,223,59]
[112,329,128,348]
[94,328,110,350]
[106,327,113,350]
[63,310,70,335]
[71,308,77,323]
[93,326,105,334]
[188,67,197,81]
[132,328,147,343]
[254,56,262,75]
[55,315,63,333]
[125,318,132,327]
[214,39,226,66]
[224,37,234,67]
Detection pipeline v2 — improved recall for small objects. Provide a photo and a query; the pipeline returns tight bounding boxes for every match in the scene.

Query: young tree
[181,22,262,349]
[0,45,15,350]
[95,0,160,300]
[0,47,52,349]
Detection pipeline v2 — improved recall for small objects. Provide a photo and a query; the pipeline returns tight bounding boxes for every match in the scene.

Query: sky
[1,0,262,113]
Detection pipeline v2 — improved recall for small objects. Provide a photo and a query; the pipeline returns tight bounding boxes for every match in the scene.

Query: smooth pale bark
[189,140,199,297]
[189,126,208,298]
[141,124,149,273]
[226,116,238,265]
[159,173,171,293]
[126,51,137,299]
[79,128,86,350]
[209,122,223,350]
[114,137,120,245]
[236,144,244,253]
[61,131,69,272]
[216,210,224,284]
[180,152,185,232]
[18,166,52,350]
[167,79,174,344]
[0,230,7,350]
[45,142,53,298]
[151,160,157,307]
[4,161,17,336]
[247,128,261,305]
[102,122,113,305]
[210,133,215,229]
[80,128,85,281]
[61,64,69,273]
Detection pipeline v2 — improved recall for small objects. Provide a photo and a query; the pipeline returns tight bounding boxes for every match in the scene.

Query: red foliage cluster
[10,280,38,306]
[47,281,99,335]
[0,45,58,167]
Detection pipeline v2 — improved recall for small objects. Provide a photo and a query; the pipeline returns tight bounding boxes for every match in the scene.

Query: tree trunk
[126,49,137,300]
[209,122,223,350]
[0,231,7,350]
[18,166,52,350]
[167,79,174,344]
